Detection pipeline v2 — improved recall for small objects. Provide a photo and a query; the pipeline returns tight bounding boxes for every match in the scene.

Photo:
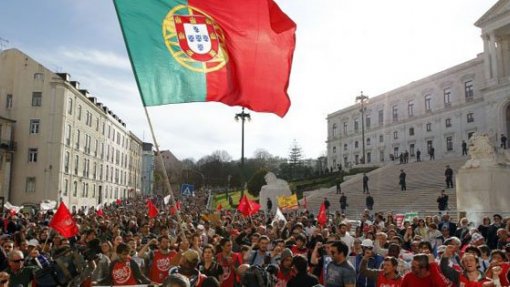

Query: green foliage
[247,168,269,197]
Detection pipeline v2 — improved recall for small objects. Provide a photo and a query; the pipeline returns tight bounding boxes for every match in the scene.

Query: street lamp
[235,108,251,168]
[355,91,369,164]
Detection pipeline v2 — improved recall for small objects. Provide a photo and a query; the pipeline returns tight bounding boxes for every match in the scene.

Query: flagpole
[143,106,188,236]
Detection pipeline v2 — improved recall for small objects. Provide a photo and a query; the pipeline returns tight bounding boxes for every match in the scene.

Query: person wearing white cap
[354,239,384,287]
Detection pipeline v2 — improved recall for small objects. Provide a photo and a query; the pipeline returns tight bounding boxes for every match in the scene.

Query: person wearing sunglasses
[4,250,38,287]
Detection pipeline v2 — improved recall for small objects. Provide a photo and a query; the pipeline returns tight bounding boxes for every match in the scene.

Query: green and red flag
[113,0,296,117]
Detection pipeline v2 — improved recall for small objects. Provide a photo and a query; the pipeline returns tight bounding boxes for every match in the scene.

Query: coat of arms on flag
[163,6,228,73]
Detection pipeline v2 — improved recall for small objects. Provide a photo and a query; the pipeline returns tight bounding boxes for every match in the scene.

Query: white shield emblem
[183,23,211,55]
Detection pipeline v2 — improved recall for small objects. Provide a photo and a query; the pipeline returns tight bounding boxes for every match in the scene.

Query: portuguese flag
[114,0,296,117]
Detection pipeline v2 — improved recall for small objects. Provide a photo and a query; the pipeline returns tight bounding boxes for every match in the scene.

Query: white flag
[272,207,287,225]
[164,195,171,205]
[40,200,57,211]
[5,202,23,213]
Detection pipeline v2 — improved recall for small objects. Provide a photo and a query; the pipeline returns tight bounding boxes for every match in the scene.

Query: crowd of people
[0,194,509,287]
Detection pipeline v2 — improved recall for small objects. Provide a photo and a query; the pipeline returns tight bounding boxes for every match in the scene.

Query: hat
[470,233,484,244]
[280,248,293,262]
[28,239,39,246]
[437,245,447,254]
[361,239,374,248]
[181,249,200,266]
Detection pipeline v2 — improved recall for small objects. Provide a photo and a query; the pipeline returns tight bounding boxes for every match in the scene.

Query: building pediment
[475,0,510,29]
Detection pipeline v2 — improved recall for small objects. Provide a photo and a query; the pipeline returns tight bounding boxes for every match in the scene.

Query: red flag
[49,202,79,238]
[317,203,327,226]
[9,209,16,216]
[237,195,260,217]
[96,209,104,217]
[175,200,181,210]
[216,203,223,211]
[147,200,159,218]
[116,199,122,205]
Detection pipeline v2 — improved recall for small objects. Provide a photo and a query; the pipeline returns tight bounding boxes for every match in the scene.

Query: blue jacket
[355,253,384,287]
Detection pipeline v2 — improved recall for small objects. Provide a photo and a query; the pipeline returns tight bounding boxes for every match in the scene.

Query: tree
[247,168,269,197]
[288,139,304,179]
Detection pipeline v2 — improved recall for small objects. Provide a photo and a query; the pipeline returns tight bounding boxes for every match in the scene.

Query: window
[6,94,12,109]
[343,144,348,151]
[67,98,73,114]
[73,181,78,197]
[446,136,453,151]
[343,122,347,135]
[74,155,79,175]
[82,183,86,197]
[444,88,451,107]
[32,92,42,106]
[78,105,82,120]
[426,123,432,132]
[65,125,71,146]
[366,152,371,163]
[28,148,38,162]
[365,115,371,129]
[354,120,359,132]
[409,127,415,136]
[63,179,68,196]
[34,73,44,80]
[64,151,70,173]
[445,118,452,128]
[355,141,359,148]
[29,119,40,134]
[93,162,97,179]
[392,105,398,122]
[465,80,474,101]
[410,144,415,156]
[367,138,371,146]
[408,101,414,117]
[332,123,337,137]
[467,113,474,123]
[86,111,92,126]
[76,130,80,149]
[393,131,398,139]
[425,95,432,111]
[92,184,96,198]
[95,140,99,156]
[379,135,384,143]
[332,146,336,154]
[379,150,384,162]
[26,177,36,193]
[378,110,384,124]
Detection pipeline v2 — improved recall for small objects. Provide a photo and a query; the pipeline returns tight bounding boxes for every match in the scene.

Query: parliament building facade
[327,0,510,170]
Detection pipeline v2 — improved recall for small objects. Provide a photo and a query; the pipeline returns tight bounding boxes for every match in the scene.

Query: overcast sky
[0,0,496,162]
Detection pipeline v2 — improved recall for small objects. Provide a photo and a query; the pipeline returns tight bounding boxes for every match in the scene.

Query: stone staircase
[304,156,468,220]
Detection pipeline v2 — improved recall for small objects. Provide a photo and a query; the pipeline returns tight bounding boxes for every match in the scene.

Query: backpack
[241,265,273,287]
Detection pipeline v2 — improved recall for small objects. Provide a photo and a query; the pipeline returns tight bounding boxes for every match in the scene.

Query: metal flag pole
[143,106,188,237]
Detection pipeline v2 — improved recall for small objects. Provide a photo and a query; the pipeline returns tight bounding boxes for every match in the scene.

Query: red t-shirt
[149,250,178,283]
[401,262,450,287]
[276,270,295,287]
[486,262,510,286]
[217,252,242,287]
[377,273,402,287]
[291,245,308,256]
[111,259,137,286]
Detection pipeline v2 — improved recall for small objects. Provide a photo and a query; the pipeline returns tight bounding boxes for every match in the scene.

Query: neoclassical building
[327,0,510,169]
[0,48,144,211]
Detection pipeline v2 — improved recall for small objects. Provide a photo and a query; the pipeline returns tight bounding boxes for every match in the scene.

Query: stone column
[483,33,492,80]
[489,32,499,80]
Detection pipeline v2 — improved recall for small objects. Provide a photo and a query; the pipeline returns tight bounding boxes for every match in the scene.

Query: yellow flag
[277,194,298,210]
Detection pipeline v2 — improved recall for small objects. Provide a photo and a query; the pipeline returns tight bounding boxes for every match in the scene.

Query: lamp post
[235,108,250,196]
[235,108,251,168]
[356,91,369,164]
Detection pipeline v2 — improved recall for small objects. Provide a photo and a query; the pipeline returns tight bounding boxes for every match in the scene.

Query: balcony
[0,140,16,152]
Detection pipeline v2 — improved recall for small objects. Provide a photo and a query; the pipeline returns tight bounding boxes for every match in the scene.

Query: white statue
[463,132,498,168]
[259,172,292,212]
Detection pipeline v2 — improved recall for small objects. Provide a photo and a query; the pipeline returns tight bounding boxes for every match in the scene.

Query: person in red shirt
[440,246,487,287]
[139,235,178,284]
[276,248,294,287]
[359,250,402,287]
[100,243,151,286]
[484,250,510,286]
[401,254,451,287]
[290,234,308,256]
[216,238,242,287]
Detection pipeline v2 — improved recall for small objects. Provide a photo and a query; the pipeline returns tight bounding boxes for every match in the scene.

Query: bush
[247,169,269,197]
